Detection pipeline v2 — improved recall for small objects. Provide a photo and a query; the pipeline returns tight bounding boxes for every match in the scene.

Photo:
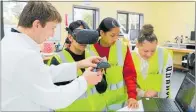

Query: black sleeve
[54,80,73,86]
[95,75,107,94]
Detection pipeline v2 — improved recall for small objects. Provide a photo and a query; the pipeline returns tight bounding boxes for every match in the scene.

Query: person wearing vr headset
[88,17,138,111]
[63,20,89,49]
[47,20,107,111]
[126,24,173,105]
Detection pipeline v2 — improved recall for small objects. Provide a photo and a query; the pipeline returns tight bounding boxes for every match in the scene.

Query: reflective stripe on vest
[107,101,126,110]
[116,40,124,66]
[57,51,67,63]
[108,40,125,91]
[89,86,98,95]
[109,80,125,90]
[88,48,96,56]
[157,47,164,97]
[157,47,172,98]
[158,47,164,74]
[157,47,171,98]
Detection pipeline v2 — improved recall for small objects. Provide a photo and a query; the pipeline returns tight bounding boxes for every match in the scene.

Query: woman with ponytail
[126,24,173,107]
[88,17,138,110]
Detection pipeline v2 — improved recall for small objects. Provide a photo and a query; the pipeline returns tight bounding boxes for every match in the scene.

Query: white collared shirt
[134,47,149,79]
[1,31,87,111]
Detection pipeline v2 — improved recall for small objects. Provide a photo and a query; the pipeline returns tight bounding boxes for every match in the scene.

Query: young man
[1,1,103,111]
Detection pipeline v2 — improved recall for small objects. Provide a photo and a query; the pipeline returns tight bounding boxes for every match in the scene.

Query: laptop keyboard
[154,99,176,111]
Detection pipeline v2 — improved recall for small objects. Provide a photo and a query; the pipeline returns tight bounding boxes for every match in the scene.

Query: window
[73,5,99,29]
[2,1,26,37]
[117,13,128,34]
[2,1,61,42]
[117,11,144,42]
[3,1,26,25]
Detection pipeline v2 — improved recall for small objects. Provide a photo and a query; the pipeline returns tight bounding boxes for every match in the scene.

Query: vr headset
[66,28,99,44]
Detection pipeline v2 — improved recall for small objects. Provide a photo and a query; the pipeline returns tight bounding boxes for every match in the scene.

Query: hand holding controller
[93,61,111,72]
[93,61,110,94]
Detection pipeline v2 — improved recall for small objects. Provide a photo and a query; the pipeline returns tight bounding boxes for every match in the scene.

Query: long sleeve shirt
[133,47,173,98]
[94,42,137,99]
[1,31,88,111]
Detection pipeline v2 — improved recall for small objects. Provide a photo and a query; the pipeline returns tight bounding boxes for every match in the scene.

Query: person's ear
[68,34,74,42]
[32,20,41,28]
[100,30,105,37]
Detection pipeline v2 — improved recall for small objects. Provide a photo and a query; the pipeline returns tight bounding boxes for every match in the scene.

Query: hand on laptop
[127,98,139,109]
[144,90,158,97]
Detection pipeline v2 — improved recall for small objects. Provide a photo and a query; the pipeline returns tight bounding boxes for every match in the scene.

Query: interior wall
[51,2,195,45]
[150,2,195,45]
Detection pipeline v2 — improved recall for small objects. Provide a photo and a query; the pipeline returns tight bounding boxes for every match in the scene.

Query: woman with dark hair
[48,20,90,66]
[47,20,105,111]
[126,24,173,106]
[64,20,90,48]
[89,17,138,110]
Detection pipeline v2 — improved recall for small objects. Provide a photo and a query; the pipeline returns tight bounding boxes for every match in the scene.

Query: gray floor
[171,70,186,99]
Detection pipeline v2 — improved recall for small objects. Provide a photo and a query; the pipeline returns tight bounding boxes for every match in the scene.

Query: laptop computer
[142,72,195,112]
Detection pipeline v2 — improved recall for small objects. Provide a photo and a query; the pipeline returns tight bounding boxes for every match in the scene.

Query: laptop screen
[175,73,195,112]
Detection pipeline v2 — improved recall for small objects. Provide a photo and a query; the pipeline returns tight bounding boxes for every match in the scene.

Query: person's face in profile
[137,40,158,60]
[33,20,57,44]
[100,27,120,47]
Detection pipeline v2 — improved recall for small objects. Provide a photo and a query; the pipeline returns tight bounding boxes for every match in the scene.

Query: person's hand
[127,98,139,109]
[77,56,102,69]
[144,90,158,97]
[83,67,103,85]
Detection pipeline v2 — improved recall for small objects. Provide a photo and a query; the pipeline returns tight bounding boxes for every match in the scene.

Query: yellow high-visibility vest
[47,49,107,111]
[131,47,173,98]
[89,39,128,111]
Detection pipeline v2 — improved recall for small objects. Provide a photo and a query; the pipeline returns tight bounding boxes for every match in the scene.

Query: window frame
[117,12,129,34]
[117,10,144,34]
[73,5,99,29]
